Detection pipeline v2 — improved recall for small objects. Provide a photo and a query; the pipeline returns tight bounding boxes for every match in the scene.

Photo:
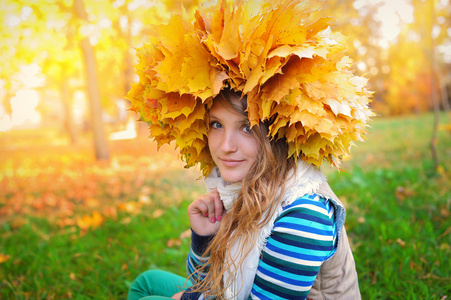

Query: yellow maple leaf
[0,253,10,264]
[161,93,197,119]
[214,2,242,61]
[77,211,103,230]
[126,0,373,173]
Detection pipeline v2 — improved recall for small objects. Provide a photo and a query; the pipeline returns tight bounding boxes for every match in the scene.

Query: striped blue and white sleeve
[186,229,212,284]
[182,230,213,300]
[251,194,337,300]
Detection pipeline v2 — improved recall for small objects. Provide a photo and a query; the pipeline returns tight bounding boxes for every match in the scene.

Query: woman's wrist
[190,228,215,254]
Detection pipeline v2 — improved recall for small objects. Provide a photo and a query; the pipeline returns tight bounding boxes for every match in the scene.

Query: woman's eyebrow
[208,113,220,121]
[209,113,249,124]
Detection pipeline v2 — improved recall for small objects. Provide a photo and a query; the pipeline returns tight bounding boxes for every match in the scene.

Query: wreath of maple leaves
[126,0,373,176]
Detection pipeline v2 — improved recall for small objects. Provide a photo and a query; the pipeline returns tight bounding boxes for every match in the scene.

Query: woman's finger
[206,189,222,223]
[213,191,224,221]
[188,198,208,217]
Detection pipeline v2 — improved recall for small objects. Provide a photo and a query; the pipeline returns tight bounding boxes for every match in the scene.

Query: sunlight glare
[357,61,367,71]
[432,25,441,39]
[14,63,45,90]
[0,89,41,132]
[128,0,163,11]
[99,18,112,29]
[375,0,414,47]
[438,43,451,63]
[5,15,21,27]
[437,0,450,10]
[0,106,12,132]
[109,118,137,141]
[113,0,125,9]
[20,6,33,21]
[354,0,414,48]
[73,91,87,125]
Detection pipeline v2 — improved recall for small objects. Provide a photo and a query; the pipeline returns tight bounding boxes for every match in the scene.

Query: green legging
[127,270,193,300]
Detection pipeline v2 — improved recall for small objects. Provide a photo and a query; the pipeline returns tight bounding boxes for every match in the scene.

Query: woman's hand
[171,291,183,299]
[188,189,224,236]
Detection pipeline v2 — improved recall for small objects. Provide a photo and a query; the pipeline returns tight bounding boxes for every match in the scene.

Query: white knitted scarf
[204,161,327,300]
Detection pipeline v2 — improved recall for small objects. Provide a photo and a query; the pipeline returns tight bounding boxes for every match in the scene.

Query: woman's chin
[219,170,245,184]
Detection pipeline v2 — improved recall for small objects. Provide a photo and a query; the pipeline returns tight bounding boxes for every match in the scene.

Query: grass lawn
[0,112,450,299]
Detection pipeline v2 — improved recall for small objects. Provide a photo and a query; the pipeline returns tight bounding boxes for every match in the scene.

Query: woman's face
[208,99,259,183]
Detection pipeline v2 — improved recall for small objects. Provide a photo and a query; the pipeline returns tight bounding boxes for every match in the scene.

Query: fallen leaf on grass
[396,238,406,247]
[86,197,100,208]
[179,229,191,239]
[139,194,151,204]
[9,217,27,230]
[439,226,451,238]
[395,186,415,201]
[140,186,152,195]
[440,243,450,252]
[118,202,140,214]
[43,193,58,207]
[437,165,446,175]
[153,209,164,218]
[102,206,117,219]
[32,196,45,210]
[167,238,182,248]
[0,253,10,263]
[57,217,76,228]
[77,211,103,230]
[121,217,132,225]
[438,123,451,132]
[12,276,25,287]
[70,273,76,280]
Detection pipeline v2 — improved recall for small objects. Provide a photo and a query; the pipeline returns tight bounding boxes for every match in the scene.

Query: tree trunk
[60,79,79,145]
[123,23,134,96]
[73,0,109,160]
[438,69,450,112]
[429,0,439,172]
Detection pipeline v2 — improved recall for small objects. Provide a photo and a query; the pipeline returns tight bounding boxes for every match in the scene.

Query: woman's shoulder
[272,193,337,250]
[283,193,332,211]
[278,193,334,222]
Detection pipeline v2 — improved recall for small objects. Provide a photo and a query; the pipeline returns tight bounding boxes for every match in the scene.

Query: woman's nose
[220,131,238,152]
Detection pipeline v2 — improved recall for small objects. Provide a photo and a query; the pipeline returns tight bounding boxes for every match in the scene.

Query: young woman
[126,0,372,299]
[128,90,360,300]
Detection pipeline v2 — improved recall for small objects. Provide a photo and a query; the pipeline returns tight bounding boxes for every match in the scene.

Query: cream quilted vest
[306,182,361,300]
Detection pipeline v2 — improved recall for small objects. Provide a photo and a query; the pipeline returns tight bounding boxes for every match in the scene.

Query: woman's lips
[220,158,244,167]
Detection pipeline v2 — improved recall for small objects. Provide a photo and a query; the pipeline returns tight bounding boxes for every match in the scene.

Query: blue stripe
[284,201,326,212]
[283,194,320,206]
[282,212,332,225]
[265,242,325,261]
[251,286,277,300]
[261,255,319,276]
[267,237,334,259]
[189,254,199,265]
[271,233,335,251]
[275,221,334,236]
[253,278,307,299]
[258,262,315,286]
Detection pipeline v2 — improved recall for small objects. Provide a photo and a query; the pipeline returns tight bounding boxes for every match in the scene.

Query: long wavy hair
[188,89,297,299]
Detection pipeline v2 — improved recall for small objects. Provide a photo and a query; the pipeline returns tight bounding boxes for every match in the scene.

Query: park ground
[0,112,450,299]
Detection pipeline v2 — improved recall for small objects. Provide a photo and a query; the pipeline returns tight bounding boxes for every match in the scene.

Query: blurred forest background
[1,0,451,140]
[0,0,450,299]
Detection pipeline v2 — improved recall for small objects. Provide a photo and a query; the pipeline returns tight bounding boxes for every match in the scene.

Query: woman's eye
[243,125,252,134]
[210,121,222,129]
